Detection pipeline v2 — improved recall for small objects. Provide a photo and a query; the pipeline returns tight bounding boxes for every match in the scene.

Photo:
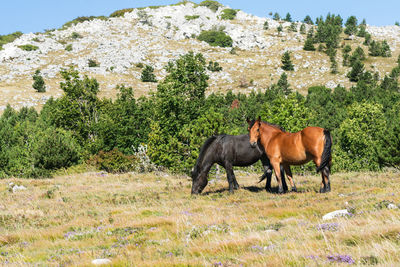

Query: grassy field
[1,170,400,266]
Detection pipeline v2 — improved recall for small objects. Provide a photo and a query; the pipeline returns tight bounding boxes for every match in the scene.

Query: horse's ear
[257,116,261,123]
[246,117,250,124]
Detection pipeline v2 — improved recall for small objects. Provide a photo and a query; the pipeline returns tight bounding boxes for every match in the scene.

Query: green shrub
[185,15,200,21]
[32,70,46,93]
[198,1,222,12]
[220,9,237,20]
[91,149,136,173]
[18,44,39,51]
[65,44,73,51]
[207,61,222,72]
[71,32,83,39]
[198,30,233,47]
[110,8,134,17]
[336,102,386,171]
[32,128,82,171]
[0,31,23,50]
[62,16,107,29]
[88,59,99,67]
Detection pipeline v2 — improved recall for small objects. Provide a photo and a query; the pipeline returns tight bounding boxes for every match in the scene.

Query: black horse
[191,134,287,194]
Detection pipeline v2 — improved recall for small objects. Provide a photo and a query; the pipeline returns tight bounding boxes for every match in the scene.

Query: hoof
[278,187,284,194]
[291,187,297,192]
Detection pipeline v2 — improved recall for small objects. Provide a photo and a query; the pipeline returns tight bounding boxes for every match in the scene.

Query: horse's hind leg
[320,161,331,193]
[283,164,297,192]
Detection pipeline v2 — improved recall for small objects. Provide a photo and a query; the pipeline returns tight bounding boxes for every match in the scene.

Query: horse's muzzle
[250,141,257,148]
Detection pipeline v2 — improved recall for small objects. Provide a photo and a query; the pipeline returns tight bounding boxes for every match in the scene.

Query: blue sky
[1,0,399,35]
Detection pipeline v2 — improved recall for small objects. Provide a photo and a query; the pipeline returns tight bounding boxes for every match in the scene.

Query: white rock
[91,259,112,265]
[387,203,398,209]
[322,209,351,220]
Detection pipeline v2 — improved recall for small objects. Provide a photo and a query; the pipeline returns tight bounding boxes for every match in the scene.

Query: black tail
[316,129,332,173]
[191,136,217,180]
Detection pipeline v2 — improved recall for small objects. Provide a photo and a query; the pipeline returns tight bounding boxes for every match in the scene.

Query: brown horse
[247,117,332,193]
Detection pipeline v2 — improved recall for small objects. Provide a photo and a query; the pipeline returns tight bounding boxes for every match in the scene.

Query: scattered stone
[322,209,352,220]
[91,259,112,265]
[8,182,27,193]
[387,203,398,209]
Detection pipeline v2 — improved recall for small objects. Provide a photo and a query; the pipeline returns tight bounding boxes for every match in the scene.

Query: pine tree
[277,72,291,95]
[263,20,269,30]
[344,16,358,36]
[347,59,365,82]
[277,24,283,34]
[32,69,46,92]
[284,13,292,22]
[141,65,157,82]
[273,12,280,21]
[281,51,294,71]
[303,36,315,51]
[289,22,297,32]
[300,23,306,34]
[357,24,367,37]
[303,15,313,25]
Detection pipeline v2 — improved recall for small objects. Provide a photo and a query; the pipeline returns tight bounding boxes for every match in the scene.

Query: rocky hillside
[1,2,400,111]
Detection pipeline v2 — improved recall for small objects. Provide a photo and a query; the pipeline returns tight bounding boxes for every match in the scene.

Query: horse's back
[221,134,264,166]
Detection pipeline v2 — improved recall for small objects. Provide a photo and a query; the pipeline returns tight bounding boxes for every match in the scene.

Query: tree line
[0,51,399,178]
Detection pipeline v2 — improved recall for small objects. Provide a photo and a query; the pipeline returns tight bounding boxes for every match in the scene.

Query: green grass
[0,170,399,265]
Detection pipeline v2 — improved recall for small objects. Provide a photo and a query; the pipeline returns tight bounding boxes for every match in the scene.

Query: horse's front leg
[224,163,238,193]
[283,164,297,192]
[271,160,284,194]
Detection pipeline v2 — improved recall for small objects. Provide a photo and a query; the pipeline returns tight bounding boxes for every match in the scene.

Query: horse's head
[247,116,261,148]
[191,166,208,194]
[191,170,208,195]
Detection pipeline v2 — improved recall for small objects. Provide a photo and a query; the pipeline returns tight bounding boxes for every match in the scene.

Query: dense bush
[0,106,81,178]
[18,44,39,51]
[0,31,23,50]
[62,16,107,29]
[198,30,233,47]
[220,9,237,20]
[91,149,136,173]
[198,1,222,12]
[110,8,134,17]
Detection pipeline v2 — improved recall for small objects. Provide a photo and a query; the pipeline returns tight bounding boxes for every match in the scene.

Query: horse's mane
[191,135,218,180]
[248,120,285,132]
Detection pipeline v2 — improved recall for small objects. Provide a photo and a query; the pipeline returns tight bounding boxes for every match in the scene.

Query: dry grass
[0,170,399,266]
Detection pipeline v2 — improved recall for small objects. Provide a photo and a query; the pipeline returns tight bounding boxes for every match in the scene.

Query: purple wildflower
[181,210,193,216]
[306,255,319,260]
[327,254,355,264]
[316,223,339,231]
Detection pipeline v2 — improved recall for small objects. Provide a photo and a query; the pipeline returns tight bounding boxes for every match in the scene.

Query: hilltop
[1,1,400,111]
